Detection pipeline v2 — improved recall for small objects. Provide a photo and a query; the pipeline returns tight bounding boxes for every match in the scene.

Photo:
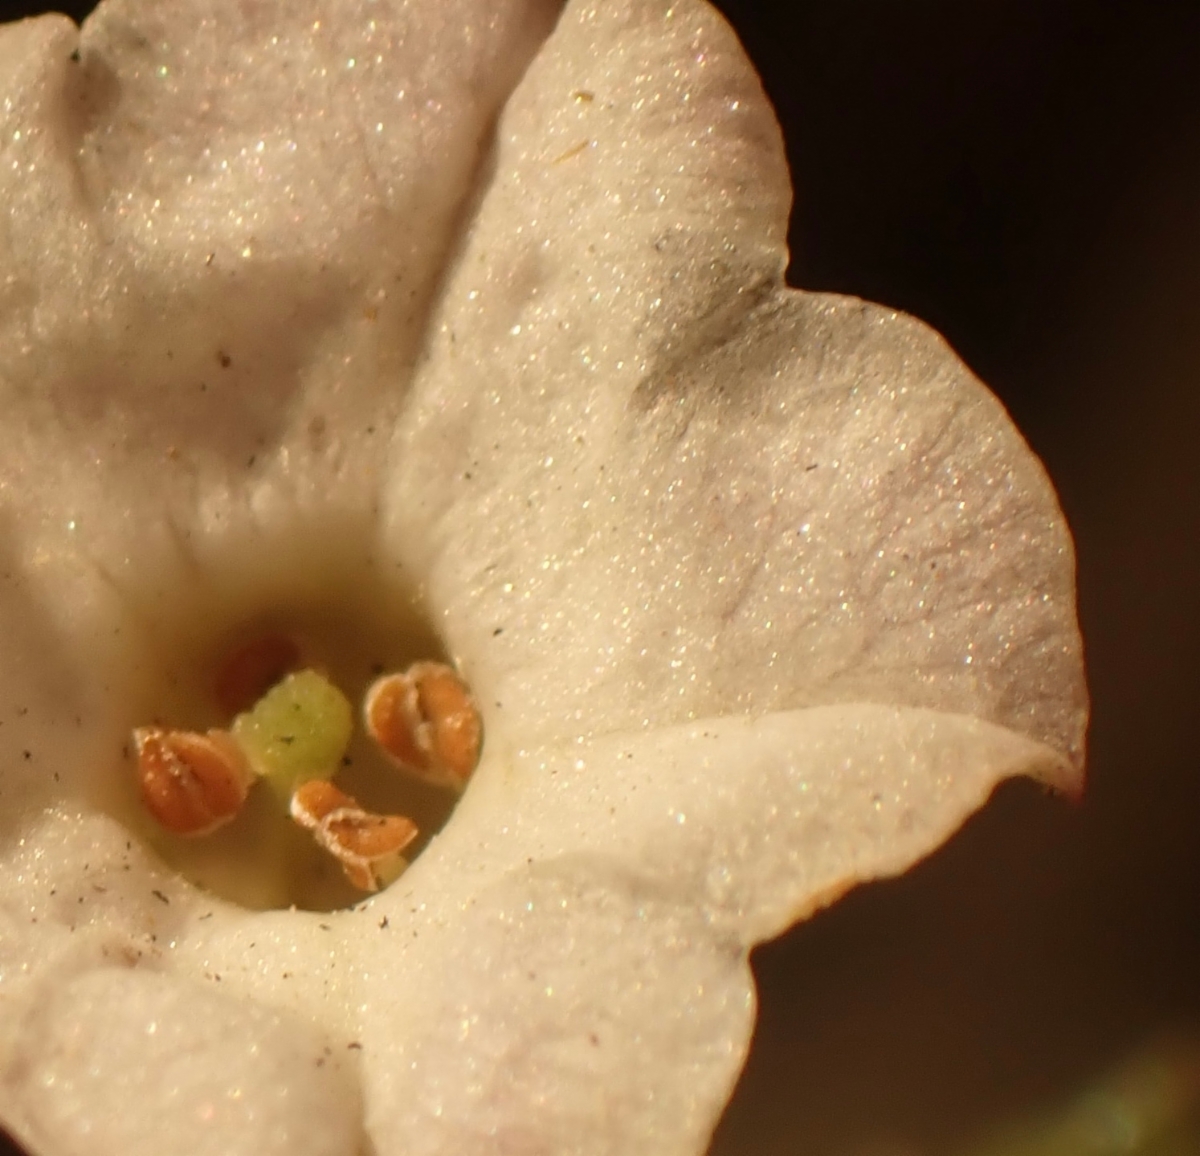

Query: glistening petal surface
[391,0,1085,769]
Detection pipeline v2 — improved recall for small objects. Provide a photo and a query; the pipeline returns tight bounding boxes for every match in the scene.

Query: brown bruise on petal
[290,779,418,893]
[134,728,254,836]
[364,662,482,791]
[213,635,303,715]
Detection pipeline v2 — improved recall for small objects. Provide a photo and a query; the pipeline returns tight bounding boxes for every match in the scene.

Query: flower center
[96,521,480,913]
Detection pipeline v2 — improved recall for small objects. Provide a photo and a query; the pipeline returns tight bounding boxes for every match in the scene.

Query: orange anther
[290,779,418,892]
[134,727,253,836]
[290,778,355,827]
[364,662,482,791]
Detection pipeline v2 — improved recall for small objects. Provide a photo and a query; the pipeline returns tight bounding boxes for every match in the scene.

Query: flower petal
[364,864,752,1156]
[6,968,361,1156]
[391,0,1085,772]
[338,703,1063,1153]
[0,0,557,568]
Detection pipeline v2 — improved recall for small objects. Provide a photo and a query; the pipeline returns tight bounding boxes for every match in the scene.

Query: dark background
[0,3,1197,1155]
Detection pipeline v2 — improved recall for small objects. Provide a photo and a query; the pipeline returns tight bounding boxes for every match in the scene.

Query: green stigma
[232,669,354,800]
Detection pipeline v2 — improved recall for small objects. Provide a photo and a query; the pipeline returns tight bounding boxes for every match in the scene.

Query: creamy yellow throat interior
[91,521,466,912]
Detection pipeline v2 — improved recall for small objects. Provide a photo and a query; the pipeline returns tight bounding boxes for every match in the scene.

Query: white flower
[0,1,1086,1155]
